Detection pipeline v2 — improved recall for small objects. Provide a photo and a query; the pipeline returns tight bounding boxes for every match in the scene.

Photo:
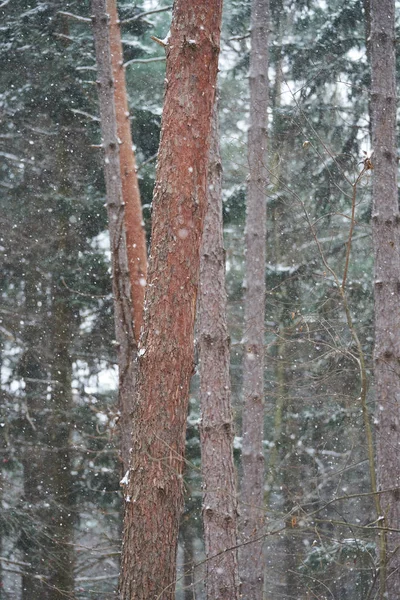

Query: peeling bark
[239,0,269,597]
[119,0,223,597]
[198,101,240,600]
[370,0,400,596]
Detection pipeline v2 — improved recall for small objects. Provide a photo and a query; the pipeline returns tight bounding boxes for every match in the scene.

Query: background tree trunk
[47,278,75,599]
[119,1,223,597]
[91,0,137,473]
[20,271,50,600]
[240,0,269,597]
[198,101,240,600]
[370,0,400,596]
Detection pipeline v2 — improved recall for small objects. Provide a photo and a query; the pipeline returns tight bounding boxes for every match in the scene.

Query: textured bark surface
[107,0,147,472]
[198,102,240,600]
[370,0,400,596]
[91,0,137,471]
[107,0,147,344]
[119,1,222,597]
[240,0,269,597]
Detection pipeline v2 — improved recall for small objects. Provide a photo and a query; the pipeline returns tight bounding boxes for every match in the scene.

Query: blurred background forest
[0,0,398,598]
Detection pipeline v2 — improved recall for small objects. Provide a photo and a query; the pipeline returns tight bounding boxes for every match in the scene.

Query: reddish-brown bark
[107,0,147,471]
[91,0,137,472]
[107,0,147,344]
[198,102,240,600]
[370,0,400,596]
[240,0,269,597]
[119,1,223,598]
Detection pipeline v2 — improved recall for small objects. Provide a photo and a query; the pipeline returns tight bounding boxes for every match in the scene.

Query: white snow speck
[120,470,130,486]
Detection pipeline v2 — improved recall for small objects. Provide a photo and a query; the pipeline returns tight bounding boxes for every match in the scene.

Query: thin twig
[341,160,371,290]
[136,152,158,171]
[227,32,250,41]
[58,10,91,23]
[71,108,100,121]
[124,56,166,67]
[121,5,172,25]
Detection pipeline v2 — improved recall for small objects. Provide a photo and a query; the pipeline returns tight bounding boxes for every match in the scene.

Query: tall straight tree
[107,0,147,470]
[370,0,400,595]
[119,0,223,597]
[198,101,240,600]
[91,0,137,474]
[240,0,269,597]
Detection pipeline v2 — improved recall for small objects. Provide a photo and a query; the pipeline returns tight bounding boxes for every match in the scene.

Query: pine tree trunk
[107,0,147,341]
[240,0,269,597]
[20,272,51,600]
[91,0,137,473]
[370,0,400,596]
[198,101,240,600]
[47,278,75,599]
[107,0,147,471]
[119,1,223,597]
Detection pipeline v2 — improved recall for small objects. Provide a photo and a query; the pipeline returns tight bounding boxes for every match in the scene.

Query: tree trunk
[20,271,51,600]
[198,100,240,600]
[47,277,75,599]
[240,0,269,597]
[119,1,223,597]
[107,0,147,472]
[91,0,137,472]
[107,0,147,342]
[370,0,400,596]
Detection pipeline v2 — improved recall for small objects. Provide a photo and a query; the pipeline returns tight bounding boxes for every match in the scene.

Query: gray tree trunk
[239,0,269,597]
[198,101,240,600]
[370,0,400,596]
[91,0,137,475]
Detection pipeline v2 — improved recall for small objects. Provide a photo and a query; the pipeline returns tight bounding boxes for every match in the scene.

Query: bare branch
[124,55,166,67]
[136,152,158,171]
[71,109,100,122]
[75,574,118,582]
[57,10,91,23]
[76,65,97,71]
[121,5,172,25]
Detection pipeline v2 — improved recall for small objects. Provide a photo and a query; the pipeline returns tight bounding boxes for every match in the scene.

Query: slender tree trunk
[198,101,240,600]
[91,0,137,473]
[107,0,147,472]
[20,272,51,600]
[119,1,223,597]
[47,278,75,599]
[239,0,269,597]
[107,0,147,340]
[370,0,400,596]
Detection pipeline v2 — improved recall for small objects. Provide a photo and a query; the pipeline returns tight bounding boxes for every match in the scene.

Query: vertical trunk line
[107,0,147,344]
[119,1,223,598]
[91,0,138,474]
[239,0,269,598]
[198,100,240,600]
[370,0,400,597]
